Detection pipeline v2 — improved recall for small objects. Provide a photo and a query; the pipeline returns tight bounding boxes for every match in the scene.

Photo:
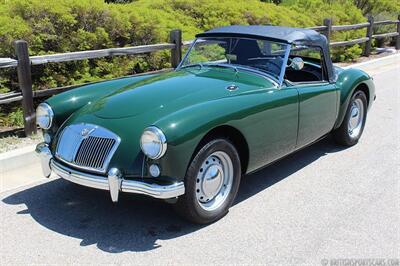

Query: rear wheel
[333,90,368,146]
[174,139,241,224]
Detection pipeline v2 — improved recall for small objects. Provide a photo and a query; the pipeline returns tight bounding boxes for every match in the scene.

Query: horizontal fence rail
[372,32,399,39]
[307,25,327,31]
[330,37,370,47]
[331,22,370,31]
[0,17,399,136]
[29,43,176,65]
[0,58,18,68]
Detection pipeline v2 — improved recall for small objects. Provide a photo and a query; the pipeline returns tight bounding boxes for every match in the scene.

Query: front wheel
[333,90,368,146]
[174,139,241,224]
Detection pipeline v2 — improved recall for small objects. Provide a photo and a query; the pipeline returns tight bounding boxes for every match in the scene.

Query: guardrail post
[14,40,36,136]
[364,15,374,56]
[169,29,182,68]
[396,15,400,50]
[323,18,332,43]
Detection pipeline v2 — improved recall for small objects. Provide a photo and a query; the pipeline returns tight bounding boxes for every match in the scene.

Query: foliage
[0,106,24,127]
[331,44,363,61]
[0,0,397,127]
[352,0,400,17]
[105,0,136,3]
[0,0,316,98]
[260,0,283,4]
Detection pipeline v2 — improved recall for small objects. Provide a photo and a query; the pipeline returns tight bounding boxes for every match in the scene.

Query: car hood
[57,68,274,176]
[78,68,273,119]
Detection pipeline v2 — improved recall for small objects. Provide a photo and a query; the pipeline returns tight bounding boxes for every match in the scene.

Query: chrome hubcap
[348,98,364,138]
[196,151,233,211]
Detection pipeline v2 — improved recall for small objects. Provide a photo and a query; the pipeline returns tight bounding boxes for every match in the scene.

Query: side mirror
[289,57,304,71]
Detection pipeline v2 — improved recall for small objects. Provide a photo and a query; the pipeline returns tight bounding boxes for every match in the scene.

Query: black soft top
[197,25,325,46]
[196,25,335,82]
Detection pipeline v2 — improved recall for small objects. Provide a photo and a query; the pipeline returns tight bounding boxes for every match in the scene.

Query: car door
[294,82,338,148]
[230,71,299,173]
[285,45,338,148]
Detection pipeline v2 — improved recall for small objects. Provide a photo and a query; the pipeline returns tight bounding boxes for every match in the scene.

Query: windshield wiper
[203,63,238,74]
[180,63,203,69]
[237,64,280,80]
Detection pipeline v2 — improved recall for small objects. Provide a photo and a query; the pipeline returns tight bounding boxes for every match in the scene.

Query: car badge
[81,128,95,137]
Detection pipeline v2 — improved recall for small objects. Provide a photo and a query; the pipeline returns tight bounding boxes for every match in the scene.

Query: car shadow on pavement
[2,136,346,253]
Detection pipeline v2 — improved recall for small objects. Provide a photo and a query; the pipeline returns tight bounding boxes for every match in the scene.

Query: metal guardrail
[1,16,400,136]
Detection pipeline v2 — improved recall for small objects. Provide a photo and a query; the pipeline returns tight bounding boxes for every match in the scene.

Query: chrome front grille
[75,136,116,170]
[55,124,120,173]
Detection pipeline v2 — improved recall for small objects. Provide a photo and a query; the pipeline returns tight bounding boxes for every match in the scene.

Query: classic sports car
[36,26,375,223]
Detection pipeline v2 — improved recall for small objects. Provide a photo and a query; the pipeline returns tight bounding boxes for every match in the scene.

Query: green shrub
[332,44,363,62]
[0,0,390,127]
[0,106,24,127]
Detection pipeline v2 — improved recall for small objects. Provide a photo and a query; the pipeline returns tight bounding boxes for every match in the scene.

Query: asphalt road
[1,56,399,265]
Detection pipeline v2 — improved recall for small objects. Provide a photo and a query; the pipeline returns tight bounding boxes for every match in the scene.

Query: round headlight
[36,103,54,129]
[140,126,167,159]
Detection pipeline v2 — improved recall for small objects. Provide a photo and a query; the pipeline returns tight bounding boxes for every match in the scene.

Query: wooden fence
[1,16,399,136]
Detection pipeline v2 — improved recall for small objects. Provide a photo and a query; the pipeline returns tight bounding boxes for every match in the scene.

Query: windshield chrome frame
[177,37,290,87]
[278,44,291,87]
[177,38,198,70]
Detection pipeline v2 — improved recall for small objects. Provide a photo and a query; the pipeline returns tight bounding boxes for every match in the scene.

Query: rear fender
[334,68,375,129]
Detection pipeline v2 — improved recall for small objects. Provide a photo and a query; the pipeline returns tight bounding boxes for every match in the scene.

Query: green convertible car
[36,26,375,223]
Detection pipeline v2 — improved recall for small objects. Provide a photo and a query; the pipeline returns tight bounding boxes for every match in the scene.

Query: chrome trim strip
[278,44,291,87]
[50,159,185,200]
[177,38,197,69]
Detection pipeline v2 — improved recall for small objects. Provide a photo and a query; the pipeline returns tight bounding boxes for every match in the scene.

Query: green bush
[0,106,24,128]
[332,44,363,62]
[0,0,392,127]
[0,0,316,98]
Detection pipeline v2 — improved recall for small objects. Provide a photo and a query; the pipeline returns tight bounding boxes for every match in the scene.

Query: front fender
[334,68,375,129]
[153,88,298,180]
[153,97,245,181]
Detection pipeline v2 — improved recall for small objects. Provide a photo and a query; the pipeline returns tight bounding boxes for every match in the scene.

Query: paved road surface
[1,56,399,265]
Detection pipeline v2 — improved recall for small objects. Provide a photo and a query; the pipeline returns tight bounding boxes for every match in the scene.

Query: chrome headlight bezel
[36,103,54,130]
[140,126,167,159]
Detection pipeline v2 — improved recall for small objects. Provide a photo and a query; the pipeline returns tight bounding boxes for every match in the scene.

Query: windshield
[179,37,290,84]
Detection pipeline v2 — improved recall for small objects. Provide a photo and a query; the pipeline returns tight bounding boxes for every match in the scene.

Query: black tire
[173,139,241,224]
[333,90,368,146]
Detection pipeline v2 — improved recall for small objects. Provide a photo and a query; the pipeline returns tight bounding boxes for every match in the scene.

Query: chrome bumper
[35,143,185,202]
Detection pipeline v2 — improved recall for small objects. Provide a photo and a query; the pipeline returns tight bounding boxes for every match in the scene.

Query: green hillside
[0,0,398,127]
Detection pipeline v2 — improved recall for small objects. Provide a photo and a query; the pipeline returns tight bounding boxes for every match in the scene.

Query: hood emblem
[226,84,238,91]
[81,127,95,137]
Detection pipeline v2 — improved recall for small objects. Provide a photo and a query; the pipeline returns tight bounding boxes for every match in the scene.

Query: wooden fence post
[396,14,400,50]
[169,29,182,68]
[364,15,374,56]
[323,18,332,44]
[14,40,36,136]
